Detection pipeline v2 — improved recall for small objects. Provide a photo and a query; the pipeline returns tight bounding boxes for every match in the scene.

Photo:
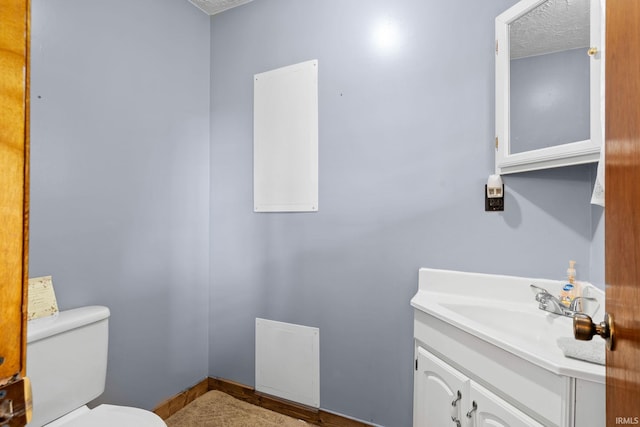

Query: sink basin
[439,301,573,344]
[412,268,606,427]
[410,268,605,382]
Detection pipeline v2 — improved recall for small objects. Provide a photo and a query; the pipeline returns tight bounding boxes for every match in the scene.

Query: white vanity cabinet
[411,268,606,427]
[469,381,543,427]
[414,346,468,426]
[415,346,542,427]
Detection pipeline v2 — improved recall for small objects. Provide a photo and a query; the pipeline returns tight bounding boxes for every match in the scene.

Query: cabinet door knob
[450,390,462,424]
[587,47,599,56]
[466,401,478,419]
[573,312,615,351]
[451,390,462,407]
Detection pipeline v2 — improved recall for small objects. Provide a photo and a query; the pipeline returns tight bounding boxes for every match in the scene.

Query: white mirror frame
[495,0,603,175]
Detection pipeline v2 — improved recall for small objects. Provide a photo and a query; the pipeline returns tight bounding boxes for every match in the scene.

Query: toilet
[26,306,166,427]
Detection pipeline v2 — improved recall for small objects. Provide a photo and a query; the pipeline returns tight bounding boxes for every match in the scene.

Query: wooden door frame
[605,0,640,424]
[0,0,30,385]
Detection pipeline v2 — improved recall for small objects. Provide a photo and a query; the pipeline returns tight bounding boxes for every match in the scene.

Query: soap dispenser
[560,260,577,307]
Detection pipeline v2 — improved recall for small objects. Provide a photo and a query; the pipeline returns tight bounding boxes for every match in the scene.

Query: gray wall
[29,0,211,410]
[209,1,603,426]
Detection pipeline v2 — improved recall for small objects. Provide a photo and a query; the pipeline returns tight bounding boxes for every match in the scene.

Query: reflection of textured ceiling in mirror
[510,0,589,59]
[189,0,254,15]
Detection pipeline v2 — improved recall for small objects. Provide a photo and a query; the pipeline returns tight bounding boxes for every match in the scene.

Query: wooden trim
[22,0,32,381]
[153,377,373,426]
[153,378,209,420]
[0,0,30,384]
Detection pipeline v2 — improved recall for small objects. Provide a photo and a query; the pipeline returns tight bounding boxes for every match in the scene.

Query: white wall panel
[254,60,318,212]
[255,318,319,407]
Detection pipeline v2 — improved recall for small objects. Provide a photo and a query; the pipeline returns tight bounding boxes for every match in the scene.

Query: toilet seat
[45,404,166,427]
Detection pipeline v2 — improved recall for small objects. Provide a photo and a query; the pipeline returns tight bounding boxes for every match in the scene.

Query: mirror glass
[509,0,590,154]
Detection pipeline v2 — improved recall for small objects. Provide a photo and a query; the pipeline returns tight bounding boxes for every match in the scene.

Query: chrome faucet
[530,284,596,317]
[568,296,594,312]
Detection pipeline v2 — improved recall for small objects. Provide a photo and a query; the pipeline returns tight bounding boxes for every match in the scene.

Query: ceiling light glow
[372,19,401,52]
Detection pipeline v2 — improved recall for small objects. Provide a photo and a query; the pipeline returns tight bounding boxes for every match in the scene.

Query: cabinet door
[414,346,468,427]
[466,381,543,427]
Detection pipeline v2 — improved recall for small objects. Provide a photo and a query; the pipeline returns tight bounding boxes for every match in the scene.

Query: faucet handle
[530,284,552,303]
[569,296,597,312]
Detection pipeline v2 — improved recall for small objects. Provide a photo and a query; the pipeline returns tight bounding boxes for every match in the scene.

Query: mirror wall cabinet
[495,0,603,175]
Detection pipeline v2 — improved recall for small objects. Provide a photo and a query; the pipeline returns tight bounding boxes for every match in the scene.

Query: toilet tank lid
[27,306,110,344]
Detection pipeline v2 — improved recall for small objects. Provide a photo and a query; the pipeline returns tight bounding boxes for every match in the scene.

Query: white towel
[557,337,605,365]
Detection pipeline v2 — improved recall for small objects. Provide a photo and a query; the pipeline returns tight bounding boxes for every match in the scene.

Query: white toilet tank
[26,306,111,427]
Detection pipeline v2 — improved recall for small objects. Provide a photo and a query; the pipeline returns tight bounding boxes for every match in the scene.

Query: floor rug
[165,390,309,427]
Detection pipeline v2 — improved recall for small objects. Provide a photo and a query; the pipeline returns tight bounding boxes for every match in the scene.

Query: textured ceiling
[510,0,590,59]
[189,0,254,15]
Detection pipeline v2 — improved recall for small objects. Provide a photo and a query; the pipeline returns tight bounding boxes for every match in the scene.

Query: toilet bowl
[45,405,165,427]
[26,306,166,427]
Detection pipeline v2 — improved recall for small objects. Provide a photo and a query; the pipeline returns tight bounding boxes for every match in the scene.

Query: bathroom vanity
[411,268,605,427]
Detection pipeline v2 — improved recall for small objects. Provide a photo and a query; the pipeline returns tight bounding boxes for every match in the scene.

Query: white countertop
[411,268,605,384]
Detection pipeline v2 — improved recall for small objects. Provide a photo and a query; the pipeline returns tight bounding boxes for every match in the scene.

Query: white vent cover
[255,318,320,408]
[188,0,254,15]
